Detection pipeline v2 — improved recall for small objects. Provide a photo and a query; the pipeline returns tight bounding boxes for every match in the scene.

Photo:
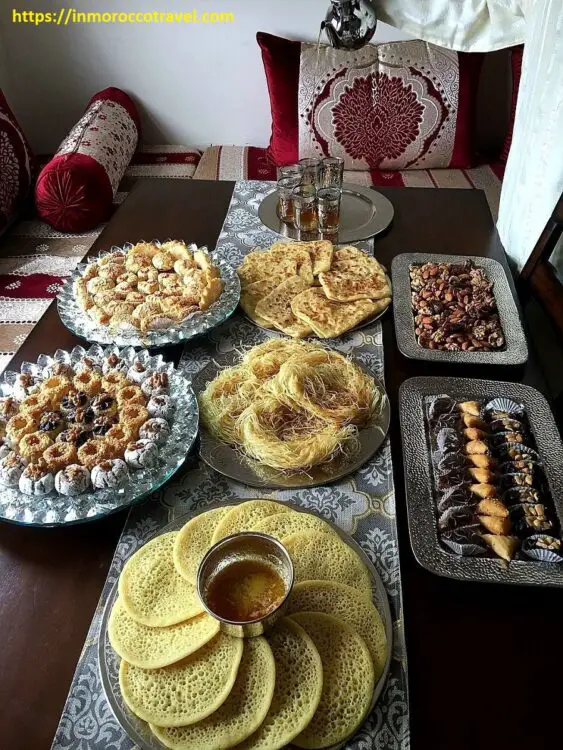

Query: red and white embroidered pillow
[0,90,33,235]
[258,32,483,171]
[35,87,140,232]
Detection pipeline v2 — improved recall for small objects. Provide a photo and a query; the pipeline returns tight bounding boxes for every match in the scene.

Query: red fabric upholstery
[0,90,33,236]
[35,87,140,232]
[499,45,523,165]
[257,32,483,171]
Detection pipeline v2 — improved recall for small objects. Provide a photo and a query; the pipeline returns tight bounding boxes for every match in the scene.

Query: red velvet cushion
[35,87,140,232]
[499,45,523,165]
[257,32,483,170]
[0,90,34,235]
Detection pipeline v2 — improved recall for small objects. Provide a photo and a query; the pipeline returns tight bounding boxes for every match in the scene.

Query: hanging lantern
[322,0,378,50]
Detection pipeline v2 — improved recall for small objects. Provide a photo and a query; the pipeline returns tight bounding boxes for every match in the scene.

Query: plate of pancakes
[98,498,393,750]
[237,241,392,339]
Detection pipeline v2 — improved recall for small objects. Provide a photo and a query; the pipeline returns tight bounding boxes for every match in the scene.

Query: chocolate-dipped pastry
[435,412,461,430]
[503,486,542,505]
[437,485,472,512]
[491,431,529,448]
[521,535,562,563]
[510,503,554,535]
[438,504,475,531]
[436,427,461,454]
[499,458,538,476]
[433,450,464,474]
[501,471,538,489]
[490,417,527,434]
[428,395,456,422]
[441,524,487,556]
[436,470,466,491]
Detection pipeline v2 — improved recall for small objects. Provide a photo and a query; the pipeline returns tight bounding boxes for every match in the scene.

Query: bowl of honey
[197,532,294,637]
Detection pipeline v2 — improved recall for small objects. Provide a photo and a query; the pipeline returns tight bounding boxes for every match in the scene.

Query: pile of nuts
[409,261,505,352]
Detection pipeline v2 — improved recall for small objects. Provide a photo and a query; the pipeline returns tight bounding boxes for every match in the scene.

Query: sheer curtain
[373,0,563,272]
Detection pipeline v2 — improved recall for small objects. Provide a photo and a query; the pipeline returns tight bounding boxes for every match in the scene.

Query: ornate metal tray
[0,344,198,527]
[258,183,394,243]
[391,253,528,365]
[193,357,391,490]
[57,242,241,348]
[399,376,563,587]
[98,499,394,750]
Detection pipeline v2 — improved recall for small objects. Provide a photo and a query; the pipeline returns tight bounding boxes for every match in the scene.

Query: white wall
[0,0,411,153]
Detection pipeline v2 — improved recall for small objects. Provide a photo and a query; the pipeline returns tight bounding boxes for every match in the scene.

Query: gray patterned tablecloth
[51,181,410,750]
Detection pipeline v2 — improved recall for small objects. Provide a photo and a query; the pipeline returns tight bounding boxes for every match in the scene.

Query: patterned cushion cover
[0,90,34,236]
[35,87,140,232]
[257,32,483,171]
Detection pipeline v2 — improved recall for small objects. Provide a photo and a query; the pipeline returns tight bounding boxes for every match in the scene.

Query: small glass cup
[298,158,321,188]
[277,176,301,224]
[277,164,303,182]
[320,156,345,190]
[317,187,342,232]
[292,184,318,232]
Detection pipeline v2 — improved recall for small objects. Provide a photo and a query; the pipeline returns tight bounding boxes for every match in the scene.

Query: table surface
[1,180,560,750]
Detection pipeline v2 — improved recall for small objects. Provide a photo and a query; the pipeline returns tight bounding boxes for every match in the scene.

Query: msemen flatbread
[291,612,374,749]
[119,632,243,727]
[271,240,333,276]
[255,276,313,338]
[109,598,220,669]
[237,248,310,286]
[236,617,323,750]
[250,511,338,543]
[319,266,391,302]
[291,287,386,338]
[240,278,282,328]
[283,530,372,599]
[173,507,231,584]
[118,531,204,627]
[150,636,275,750]
[287,580,387,680]
[212,499,291,543]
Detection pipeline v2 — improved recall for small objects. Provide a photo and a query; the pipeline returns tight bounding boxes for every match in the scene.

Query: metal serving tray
[391,253,528,365]
[399,376,563,587]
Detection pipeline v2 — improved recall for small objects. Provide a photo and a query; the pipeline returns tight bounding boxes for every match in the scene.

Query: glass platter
[0,344,199,527]
[193,356,391,490]
[98,500,394,750]
[56,242,241,349]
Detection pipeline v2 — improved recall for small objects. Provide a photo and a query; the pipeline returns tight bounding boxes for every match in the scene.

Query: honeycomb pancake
[150,637,276,750]
[118,531,204,627]
[291,612,374,749]
[212,499,291,543]
[291,287,384,338]
[119,632,244,727]
[237,249,303,286]
[108,598,219,669]
[286,580,387,680]
[239,278,282,328]
[283,530,373,599]
[236,618,323,750]
[250,511,338,543]
[173,507,231,584]
[271,240,333,276]
[255,276,313,338]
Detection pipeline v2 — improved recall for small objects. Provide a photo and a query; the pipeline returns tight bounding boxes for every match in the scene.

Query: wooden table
[0,180,560,750]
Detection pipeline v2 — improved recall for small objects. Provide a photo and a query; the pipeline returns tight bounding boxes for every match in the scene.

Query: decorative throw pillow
[35,87,140,232]
[257,32,483,171]
[0,90,34,235]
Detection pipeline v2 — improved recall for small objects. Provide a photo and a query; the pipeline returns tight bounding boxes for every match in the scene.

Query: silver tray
[0,344,199,527]
[258,183,394,244]
[193,356,390,490]
[57,242,241,349]
[399,376,563,587]
[98,499,394,750]
[391,253,529,365]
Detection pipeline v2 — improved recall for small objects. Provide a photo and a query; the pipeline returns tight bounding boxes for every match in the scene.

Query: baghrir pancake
[173,507,231,584]
[211,499,291,544]
[250,510,337,543]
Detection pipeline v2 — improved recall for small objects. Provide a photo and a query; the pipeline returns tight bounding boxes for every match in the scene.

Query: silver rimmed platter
[98,499,393,750]
[399,376,563,587]
[0,344,199,527]
[57,241,241,349]
[193,355,390,490]
[391,253,528,365]
[258,183,394,243]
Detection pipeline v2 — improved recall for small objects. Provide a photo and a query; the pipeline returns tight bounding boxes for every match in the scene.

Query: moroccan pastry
[19,393,50,419]
[54,464,91,496]
[42,361,74,379]
[147,395,172,419]
[139,417,170,445]
[13,373,38,401]
[60,390,89,418]
[38,411,66,439]
[120,404,149,433]
[126,362,151,385]
[18,463,55,496]
[102,352,125,375]
[291,287,385,338]
[18,432,53,463]
[91,393,118,419]
[44,442,78,472]
[42,376,72,405]
[91,459,129,489]
[0,397,18,420]
[57,426,91,448]
[0,441,10,462]
[73,370,102,397]
[92,417,117,437]
[105,425,132,453]
[6,413,38,447]
[0,451,26,487]
[101,372,129,395]
[116,385,146,408]
[124,439,159,470]
[72,407,95,426]
[77,439,110,470]
[141,372,169,398]
[74,356,102,376]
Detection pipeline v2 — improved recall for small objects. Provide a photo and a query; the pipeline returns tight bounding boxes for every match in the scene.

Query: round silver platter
[0,344,199,527]
[258,183,394,244]
[193,357,391,490]
[57,241,241,349]
[98,499,393,750]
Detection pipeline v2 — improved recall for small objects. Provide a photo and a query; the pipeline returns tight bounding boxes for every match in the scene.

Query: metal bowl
[197,532,294,638]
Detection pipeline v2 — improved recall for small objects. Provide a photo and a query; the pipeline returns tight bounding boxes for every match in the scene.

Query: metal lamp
[322,0,378,50]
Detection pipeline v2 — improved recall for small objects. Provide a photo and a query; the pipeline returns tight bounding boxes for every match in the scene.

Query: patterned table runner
[51,181,410,750]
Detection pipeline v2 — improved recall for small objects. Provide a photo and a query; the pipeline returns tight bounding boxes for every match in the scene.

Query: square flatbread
[319,267,391,302]
[237,250,301,286]
[271,240,333,276]
[255,276,313,338]
[240,278,282,328]
[291,287,390,338]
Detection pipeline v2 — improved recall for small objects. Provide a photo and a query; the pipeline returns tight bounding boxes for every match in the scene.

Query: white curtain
[373,0,563,272]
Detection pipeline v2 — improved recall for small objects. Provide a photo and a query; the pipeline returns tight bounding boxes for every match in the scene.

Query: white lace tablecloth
[51,181,410,750]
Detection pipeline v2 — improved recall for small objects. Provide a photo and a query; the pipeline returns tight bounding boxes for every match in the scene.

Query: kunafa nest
[198,340,384,473]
